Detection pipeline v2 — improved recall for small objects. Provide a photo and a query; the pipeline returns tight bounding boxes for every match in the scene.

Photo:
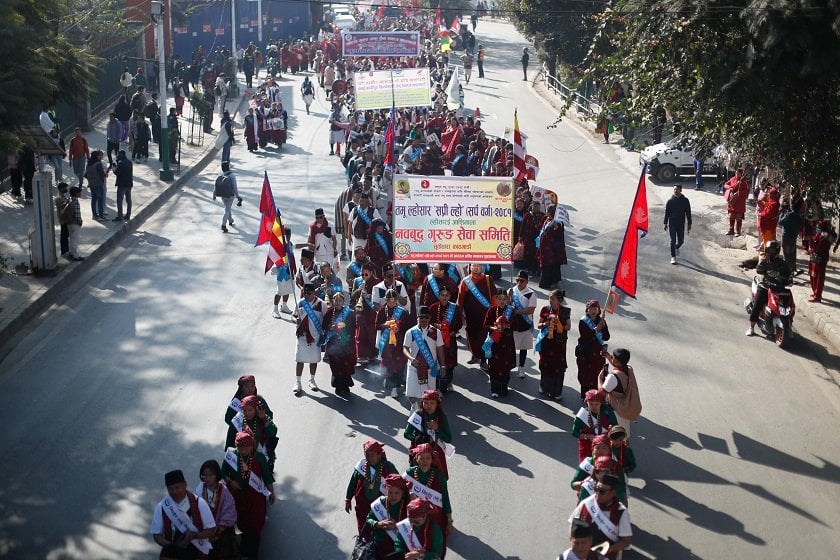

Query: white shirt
[603,370,621,393]
[39,111,55,135]
[372,280,409,309]
[149,494,215,535]
[403,325,444,360]
[568,496,632,539]
[509,285,536,321]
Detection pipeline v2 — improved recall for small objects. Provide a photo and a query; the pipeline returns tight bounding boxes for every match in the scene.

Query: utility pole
[152,0,174,181]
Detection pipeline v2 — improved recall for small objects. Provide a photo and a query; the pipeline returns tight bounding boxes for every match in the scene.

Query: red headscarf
[407,497,435,517]
[235,432,255,448]
[241,395,260,409]
[592,434,610,450]
[363,439,385,454]
[384,473,408,493]
[421,389,441,402]
[584,389,603,403]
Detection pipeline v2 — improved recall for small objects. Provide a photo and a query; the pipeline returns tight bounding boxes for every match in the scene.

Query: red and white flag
[525,154,539,180]
[450,16,460,31]
[512,110,527,181]
[255,172,290,274]
[611,166,649,298]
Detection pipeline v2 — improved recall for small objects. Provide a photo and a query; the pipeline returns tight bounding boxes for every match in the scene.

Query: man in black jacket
[663,184,692,265]
[113,150,133,222]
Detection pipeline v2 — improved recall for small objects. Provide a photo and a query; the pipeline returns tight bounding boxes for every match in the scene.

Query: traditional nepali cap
[585,299,601,310]
[411,442,435,457]
[235,432,255,447]
[584,389,603,403]
[516,269,529,280]
[600,473,621,488]
[609,425,627,438]
[571,520,593,539]
[382,263,394,272]
[241,395,260,409]
[164,469,186,486]
[238,374,255,386]
[303,283,316,293]
[384,473,408,491]
[421,389,440,401]
[301,248,315,259]
[418,306,431,317]
[407,497,435,517]
[592,434,610,448]
[594,456,613,470]
[363,439,384,454]
[360,192,370,199]
[315,208,325,217]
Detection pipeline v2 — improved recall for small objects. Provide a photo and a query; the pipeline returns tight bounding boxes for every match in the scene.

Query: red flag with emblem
[611,166,649,298]
[512,110,527,181]
[256,172,289,274]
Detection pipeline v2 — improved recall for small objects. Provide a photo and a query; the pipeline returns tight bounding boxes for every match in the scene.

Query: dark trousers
[782,236,797,272]
[669,222,685,257]
[750,285,768,323]
[9,169,22,197]
[478,60,484,77]
[106,140,120,165]
[60,223,69,254]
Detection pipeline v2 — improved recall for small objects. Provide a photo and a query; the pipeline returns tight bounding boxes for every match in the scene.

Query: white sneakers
[280,302,292,314]
[293,380,302,393]
[272,308,282,319]
[745,327,755,336]
[671,257,677,265]
[517,366,526,378]
[390,387,399,398]
[309,377,319,391]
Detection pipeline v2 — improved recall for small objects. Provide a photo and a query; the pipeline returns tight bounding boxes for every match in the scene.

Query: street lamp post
[151,0,174,181]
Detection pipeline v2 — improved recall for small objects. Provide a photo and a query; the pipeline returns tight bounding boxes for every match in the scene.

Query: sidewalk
[0,87,247,361]
[532,77,840,354]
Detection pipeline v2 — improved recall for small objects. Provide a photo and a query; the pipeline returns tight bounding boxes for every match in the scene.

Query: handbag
[350,535,377,560]
[512,241,525,261]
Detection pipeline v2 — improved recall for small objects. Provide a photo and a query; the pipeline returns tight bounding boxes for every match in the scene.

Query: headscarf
[592,434,610,450]
[363,439,385,454]
[584,389,603,403]
[241,395,260,409]
[406,497,435,517]
[421,389,441,402]
[384,473,408,493]
[235,432,255,448]
[411,442,435,458]
[594,456,613,470]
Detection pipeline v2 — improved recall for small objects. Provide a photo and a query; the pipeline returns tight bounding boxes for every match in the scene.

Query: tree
[565,0,840,203]
[0,0,95,156]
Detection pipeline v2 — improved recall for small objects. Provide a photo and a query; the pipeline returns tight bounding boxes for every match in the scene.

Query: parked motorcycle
[744,276,795,348]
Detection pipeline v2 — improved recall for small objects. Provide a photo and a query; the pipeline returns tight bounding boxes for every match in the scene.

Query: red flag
[434,2,441,27]
[450,16,460,31]
[512,110,527,181]
[611,166,649,298]
[525,154,539,180]
[255,172,289,274]
[383,104,396,167]
[377,3,385,18]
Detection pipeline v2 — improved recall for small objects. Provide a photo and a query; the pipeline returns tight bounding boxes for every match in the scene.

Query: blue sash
[534,326,549,353]
[514,211,523,223]
[374,232,390,256]
[275,264,291,282]
[445,302,457,326]
[427,275,441,300]
[348,261,362,278]
[355,207,372,227]
[463,276,491,309]
[354,277,374,309]
[510,290,533,327]
[582,315,605,346]
[535,221,552,248]
[484,306,513,358]
[300,299,322,339]
[447,264,460,282]
[324,306,351,346]
[410,327,440,377]
[377,306,405,353]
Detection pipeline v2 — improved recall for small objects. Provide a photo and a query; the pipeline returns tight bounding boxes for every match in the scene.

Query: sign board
[353,68,431,110]
[342,31,420,57]
[392,175,514,263]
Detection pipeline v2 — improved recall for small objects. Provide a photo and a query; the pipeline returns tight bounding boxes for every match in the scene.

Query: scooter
[744,276,795,348]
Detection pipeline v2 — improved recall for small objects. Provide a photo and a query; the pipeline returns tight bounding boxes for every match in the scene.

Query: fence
[541,63,598,119]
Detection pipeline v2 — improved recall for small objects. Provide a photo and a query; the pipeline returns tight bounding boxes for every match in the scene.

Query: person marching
[535,289,572,400]
[509,270,537,379]
[366,219,393,276]
[571,390,617,463]
[150,469,216,560]
[301,75,315,115]
[576,300,610,400]
[345,440,399,536]
[351,262,380,365]
[271,226,296,317]
[308,208,338,269]
[403,306,446,406]
[323,292,357,397]
[559,522,606,560]
[351,193,384,251]
[223,375,273,450]
[568,473,632,560]
[405,389,453,479]
[366,474,410,559]
[428,285,462,393]
[570,435,614,500]
[403,443,453,537]
[221,433,275,560]
[377,288,410,397]
[458,263,496,371]
[394,498,446,559]
[345,245,371,287]
[482,291,516,398]
[195,460,239,559]
[572,455,617,505]
[294,283,326,393]
[607,425,636,505]
[597,348,642,438]
[230,395,278,471]
[420,263,460,308]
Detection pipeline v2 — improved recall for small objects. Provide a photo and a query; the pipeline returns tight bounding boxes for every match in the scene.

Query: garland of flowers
[364,459,383,493]
[587,408,602,435]
[412,465,435,490]
[238,453,254,483]
[243,415,263,445]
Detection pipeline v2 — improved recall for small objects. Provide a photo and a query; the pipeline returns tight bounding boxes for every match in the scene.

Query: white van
[639,140,720,182]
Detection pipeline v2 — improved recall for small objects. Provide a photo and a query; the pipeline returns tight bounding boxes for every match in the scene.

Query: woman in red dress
[322,292,357,397]
[376,289,409,397]
[483,292,516,398]
[575,299,610,399]
[428,285,462,393]
[351,262,379,364]
[365,219,392,276]
[535,289,572,400]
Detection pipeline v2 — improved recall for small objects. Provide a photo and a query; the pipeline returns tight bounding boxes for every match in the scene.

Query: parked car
[640,140,720,182]
[333,14,357,30]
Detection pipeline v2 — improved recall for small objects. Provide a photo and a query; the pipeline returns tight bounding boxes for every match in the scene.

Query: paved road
[1,20,839,560]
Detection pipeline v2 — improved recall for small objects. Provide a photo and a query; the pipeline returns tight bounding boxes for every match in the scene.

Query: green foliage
[62,0,137,52]
[565,0,840,201]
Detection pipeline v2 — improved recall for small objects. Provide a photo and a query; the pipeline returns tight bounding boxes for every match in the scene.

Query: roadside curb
[0,94,248,364]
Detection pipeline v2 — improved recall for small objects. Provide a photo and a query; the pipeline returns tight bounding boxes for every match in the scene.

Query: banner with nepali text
[342,31,421,57]
[353,68,432,110]
[392,175,514,263]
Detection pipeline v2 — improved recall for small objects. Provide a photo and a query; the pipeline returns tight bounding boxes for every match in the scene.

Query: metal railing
[541,63,598,118]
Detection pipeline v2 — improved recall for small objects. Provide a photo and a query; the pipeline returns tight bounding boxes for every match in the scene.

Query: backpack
[59,198,74,225]
[214,174,234,197]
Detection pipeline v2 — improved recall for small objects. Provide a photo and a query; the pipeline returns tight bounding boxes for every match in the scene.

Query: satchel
[350,535,377,560]
[512,241,525,261]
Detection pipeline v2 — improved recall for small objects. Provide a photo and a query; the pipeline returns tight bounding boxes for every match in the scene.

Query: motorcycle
[744,276,795,348]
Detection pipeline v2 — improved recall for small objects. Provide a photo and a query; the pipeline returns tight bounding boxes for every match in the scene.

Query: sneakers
[745,327,755,336]
[272,308,282,319]
[308,378,319,391]
[491,393,499,398]
[670,257,677,265]
[280,302,292,314]
[725,230,735,236]
[390,387,399,398]
[293,380,302,393]
[221,226,228,233]
[517,366,526,379]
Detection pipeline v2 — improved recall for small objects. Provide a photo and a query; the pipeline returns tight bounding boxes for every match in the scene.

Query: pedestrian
[560,521,605,560]
[568,473,632,559]
[404,389,453,478]
[477,44,485,78]
[663,184,692,265]
[149,469,216,560]
[55,182,71,259]
[172,77,187,116]
[509,270,537,378]
[403,306,445,405]
[301,76,315,115]
[215,73,229,114]
[132,114,151,161]
[693,156,704,190]
[344,440,399,535]
[724,168,750,235]
[113,150,133,222]
[271,227,296,317]
[571,390,616,463]
[114,95,132,142]
[535,288,572,400]
[195,460,239,560]
[520,47,530,81]
[220,110,234,162]
[458,263,496,370]
[7,150,23,200]
[323,292,357,396]
[145,93,161,145]
[85,150,108,220]
[212,161,241,233]
[377,289,409,398]
[243,107,260,152]
[483,291,516,398]
[575,300,609,399]
[221,432,275,560]
[808,220,835,302]
[167,108,180,164]
[130,85,146,114]
[47,128,65,181]
[293,283,325,393]
[365,474,409,559]
[67,127,89,189]
[105,112,122,167]
[779,200,804,274]
[461,51,473,84]
[597,348,642,438]
[67,186,84,261]
[427,285,462,393]
[223,375,274,450]
[757,187,781,256]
